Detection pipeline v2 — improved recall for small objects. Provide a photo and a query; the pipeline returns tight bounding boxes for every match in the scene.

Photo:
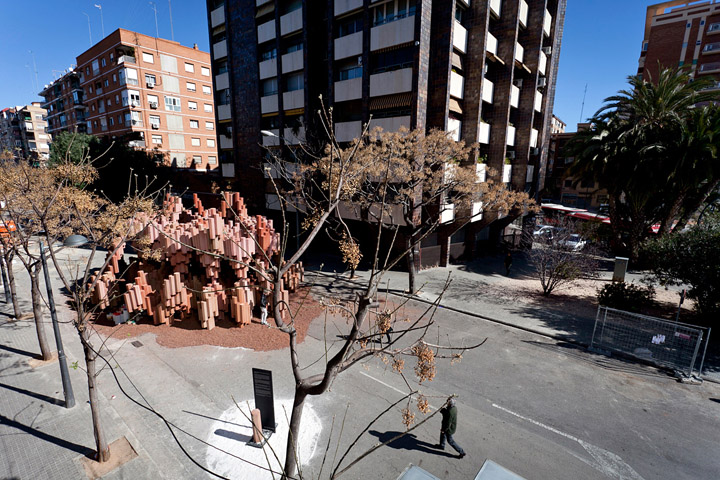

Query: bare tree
[526,218,599,296]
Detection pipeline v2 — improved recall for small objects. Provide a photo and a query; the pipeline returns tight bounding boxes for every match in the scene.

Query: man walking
[439,397,465,458]
[259,289,269,327]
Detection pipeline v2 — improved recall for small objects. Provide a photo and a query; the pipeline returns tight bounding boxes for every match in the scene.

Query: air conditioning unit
[151,124,159,130]
[530,147,540,155]
[132,120,139,125]
[538,77,547,88]
[147,82,155,88]
[542,46,552,55]
[149,102,158,109]
[506,150,516,159]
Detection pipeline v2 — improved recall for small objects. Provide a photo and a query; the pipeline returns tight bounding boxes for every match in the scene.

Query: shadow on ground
[368,430,457,458]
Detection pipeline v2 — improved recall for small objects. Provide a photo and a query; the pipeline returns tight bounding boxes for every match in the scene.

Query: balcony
[510,85,519,108]
[539,52,547,75]
[261,94,278,113]
[259,58,277,80]
[703,42,720,54]
[210,5,224,28]
[283,89,305,110]
[216,72,229,90]
[447,118,461,141]
[486,32,498,56]
[335,120,362,142]
[221,163,235,177]
[530,128,539,148]
[334,0,362,16]
[257,20,275,44]
[453,22,468,54]
[535,90,543,112]
[213,40,227,60]
[506,125,516,146]
[699,62,720,74]
[370,68,413,97]
[526,165,535,183]
[262,129,280,146]
[335,31,363,60]
[335,77,362,102]
[284,127,306,145]
[471,201,483,222]
[117,55,136,64]
[519,0,528,27]
[219,134,233,149]
[256,0,271,5]
[218,104,232,120]
[281,50,304,73]
[450,71,464,99]
[280,8,303,36]
[544,9,552,37]
[479,122,490,144]
[371,15,415,51]
[515,42,524,64]
[482,78,494,103]
[502,164,512,183]
[476,163,487,183]
[372,116,411,133]
[440,203,455,224]
[490,0,501,18]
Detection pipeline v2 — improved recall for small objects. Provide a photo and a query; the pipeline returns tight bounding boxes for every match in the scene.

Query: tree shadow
[0,382,64,406]
[0,343,38,358]
[183,410,247,429]
[214,428,252,444]
[710,398,720,404]
[367,430,456,458]
[0,413,94,457]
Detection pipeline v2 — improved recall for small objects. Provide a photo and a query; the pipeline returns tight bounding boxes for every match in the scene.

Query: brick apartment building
[639,0,720,88]
[207,0,566,262]
[75,29,219,172]
[0,103,50,162]
[39,68,87,137]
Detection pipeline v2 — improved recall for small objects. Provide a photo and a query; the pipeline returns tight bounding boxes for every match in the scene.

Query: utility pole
[168,0,175,41]
[149,2,159,37]
[82,12,93,46]
[94,4,105,39]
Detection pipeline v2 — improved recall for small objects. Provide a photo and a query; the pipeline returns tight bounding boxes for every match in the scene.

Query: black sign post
[252,368,276,433]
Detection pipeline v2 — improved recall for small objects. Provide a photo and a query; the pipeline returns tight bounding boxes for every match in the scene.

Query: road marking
[492,403,645,480]
[359,371,438,410]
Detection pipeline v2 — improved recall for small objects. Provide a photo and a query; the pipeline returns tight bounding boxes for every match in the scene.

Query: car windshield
[569,234,580,241]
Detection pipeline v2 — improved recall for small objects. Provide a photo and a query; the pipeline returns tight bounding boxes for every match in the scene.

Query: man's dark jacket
[441,405,457,435]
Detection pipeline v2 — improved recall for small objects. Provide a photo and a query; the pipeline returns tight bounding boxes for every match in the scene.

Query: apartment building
[75,29,218,171]
[0,103,50,162]
[550,114,566,134]
[638,0,720,88]
[207,0,565,261]
[39,68,87,137]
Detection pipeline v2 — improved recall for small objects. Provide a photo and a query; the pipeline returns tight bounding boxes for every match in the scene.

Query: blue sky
[0,1,651,132]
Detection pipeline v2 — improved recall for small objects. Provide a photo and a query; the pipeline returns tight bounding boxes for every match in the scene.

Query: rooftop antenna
[149,2,159,37]
[82,12,93,46]
[579,83,588,122]
[168,0,175,41]
[94,4,105,39]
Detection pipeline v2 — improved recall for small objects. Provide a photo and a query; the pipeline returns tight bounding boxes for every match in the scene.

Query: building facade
[75,29,219,171]
[550,113,565,134]
[639,0,720,87]
[0,103,50,162]
[39,69,87,137]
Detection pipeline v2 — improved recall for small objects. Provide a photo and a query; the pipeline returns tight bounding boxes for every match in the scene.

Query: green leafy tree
[642,213,720,319]
[48,131,98,166]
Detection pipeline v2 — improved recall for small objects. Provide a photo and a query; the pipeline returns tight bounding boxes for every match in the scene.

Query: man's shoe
[458,453,466,459]
[437,444,445,450]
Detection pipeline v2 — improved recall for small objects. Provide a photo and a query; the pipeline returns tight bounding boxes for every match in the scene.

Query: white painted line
[359,370,438,410]
[492,403,645,480]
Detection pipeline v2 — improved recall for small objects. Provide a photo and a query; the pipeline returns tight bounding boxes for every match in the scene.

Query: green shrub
[597,282,655,312]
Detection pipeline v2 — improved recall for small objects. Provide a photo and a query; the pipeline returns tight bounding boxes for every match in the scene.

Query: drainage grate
[131,340,143,348]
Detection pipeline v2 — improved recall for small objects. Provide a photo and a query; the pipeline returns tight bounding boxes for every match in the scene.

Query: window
[165,96,182,111]
[193,155,202,164]
[101,58,106,67]
[285,72,304,91]
[187,82,196,92]
[207,138,215,147]
[205,121,214,130]
[191,137,201,146]
[201,66,211,76]
[284,42,303,54]
[121,68,138,86]
[704,42,720,52]
[148,94,159,108]
[152,134,163,144]
[92,59,100,74]
[216,59,228,74]
[107,99,112,106]
[338,66,362,81]
[188,101,198,110]
[190,120,199,129]
[145,74,157,86]
[564,179,572,188]
[204,103,213,113]
[373,0,416,26]
[338,15,363,37]
[208,156,217,165]
[142,52,154,64]
[113,73,117,83]
[128,90,141,107]
[202,85,212,95]
[118,114,123,124]
[109,116,114,126]
[262,78,278,96]
[104,79,109,87]
[115,94,120,104]
[260,45,277,61]
[185,62,195,73]
[149,115,161,128]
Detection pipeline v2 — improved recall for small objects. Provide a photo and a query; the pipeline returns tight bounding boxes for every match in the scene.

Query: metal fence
[590,306,710,377]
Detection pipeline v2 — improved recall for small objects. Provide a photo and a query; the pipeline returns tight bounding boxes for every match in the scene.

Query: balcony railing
[373,9,415,27]
[117,55,136,64]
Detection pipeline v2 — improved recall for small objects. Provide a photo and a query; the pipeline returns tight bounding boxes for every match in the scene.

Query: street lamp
[39,241,76,408]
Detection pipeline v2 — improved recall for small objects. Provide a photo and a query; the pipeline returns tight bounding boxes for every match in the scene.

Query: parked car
[559,234,586,251]
[533,225,555,238]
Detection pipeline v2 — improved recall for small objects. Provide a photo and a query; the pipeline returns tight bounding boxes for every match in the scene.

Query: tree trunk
[406,236,416,294]
[283,389,307,479]
[81,326,111,462]
[30,264,53,361]
[4,252,22,319]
